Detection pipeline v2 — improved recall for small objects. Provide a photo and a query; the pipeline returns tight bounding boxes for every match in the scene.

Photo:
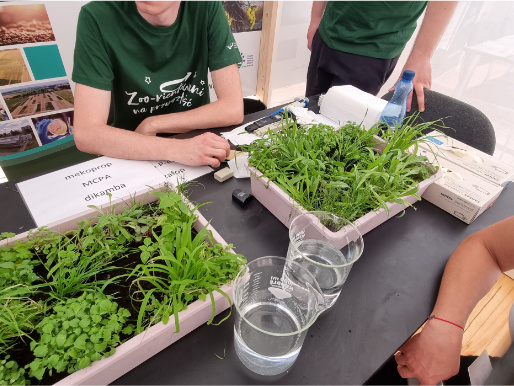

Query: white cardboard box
[416,147,504,224]
[420,131,514,187]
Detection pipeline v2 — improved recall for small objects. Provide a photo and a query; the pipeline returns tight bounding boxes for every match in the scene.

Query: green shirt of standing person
[306,1,457,112]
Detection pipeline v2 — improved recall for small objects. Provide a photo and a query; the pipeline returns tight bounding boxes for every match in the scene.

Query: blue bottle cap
[402,70,415,81]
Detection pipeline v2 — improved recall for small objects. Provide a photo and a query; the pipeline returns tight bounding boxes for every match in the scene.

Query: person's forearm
[430,217,514,328]
[408,1,458,62]
[144,97,243,135]
[396,217,514,384]
[310,1,327,26]
[431,236,501,328]
[307,1,327,50]
[74,122,179,161]
[75,120,231,167]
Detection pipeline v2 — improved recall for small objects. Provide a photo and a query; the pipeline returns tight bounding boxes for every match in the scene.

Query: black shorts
[306,30,400,97]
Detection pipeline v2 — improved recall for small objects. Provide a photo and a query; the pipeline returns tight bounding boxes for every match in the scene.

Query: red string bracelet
[428,315,464,330]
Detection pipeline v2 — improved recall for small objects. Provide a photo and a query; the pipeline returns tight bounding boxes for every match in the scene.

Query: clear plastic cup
[287,211,364,309]
[233,256,326,376]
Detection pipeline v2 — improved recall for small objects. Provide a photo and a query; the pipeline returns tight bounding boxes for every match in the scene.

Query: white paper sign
[234,31,261,97]
[17,157,167,227]
[150,160,212,184]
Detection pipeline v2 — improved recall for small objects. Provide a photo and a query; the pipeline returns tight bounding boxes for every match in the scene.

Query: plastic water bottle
[380,70,415,130]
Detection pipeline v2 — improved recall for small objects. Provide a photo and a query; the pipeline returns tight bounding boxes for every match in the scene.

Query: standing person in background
[395,216,514,385]
[306,1,457,112]
[72,1,244,168]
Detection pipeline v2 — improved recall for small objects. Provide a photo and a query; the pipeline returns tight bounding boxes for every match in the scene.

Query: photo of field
[0,48,31,86]
[0,4,55,46]
[1,80,74,119]
[0,119,40,156]
[32,110,73,145]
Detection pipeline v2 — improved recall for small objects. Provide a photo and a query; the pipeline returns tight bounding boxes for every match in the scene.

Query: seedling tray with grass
[0,184,245,385]
[246,119,442,237]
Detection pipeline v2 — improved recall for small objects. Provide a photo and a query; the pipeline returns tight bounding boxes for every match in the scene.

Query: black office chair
[243,97,266,115]
[381,89,496,155]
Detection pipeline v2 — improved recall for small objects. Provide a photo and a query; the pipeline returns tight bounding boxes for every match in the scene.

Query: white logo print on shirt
[160,72,192,93]
[226,42,237,50]
[126,71,205,115]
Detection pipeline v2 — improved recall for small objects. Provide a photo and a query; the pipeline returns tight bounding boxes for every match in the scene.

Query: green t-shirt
[72,1,242,131]
[319,1,428,59]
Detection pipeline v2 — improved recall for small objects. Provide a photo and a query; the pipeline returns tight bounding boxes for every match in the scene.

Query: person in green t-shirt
[306,1,457,113]
[72,1,243,168]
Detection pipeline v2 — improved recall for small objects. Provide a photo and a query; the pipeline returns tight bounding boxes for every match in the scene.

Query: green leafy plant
[28,292,132,380]
[245,116,439,221]
[0,355,29,386]
[128,190,246,333]
[0,188,245,383]
[0,238,39,288]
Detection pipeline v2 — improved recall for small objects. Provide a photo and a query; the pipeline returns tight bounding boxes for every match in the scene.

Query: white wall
[429,1,514,165]
[44,1,87,92]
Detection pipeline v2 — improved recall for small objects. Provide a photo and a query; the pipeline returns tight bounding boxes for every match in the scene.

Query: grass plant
[245,115,440,221]
[128,190,245,333]
[0,285,44,355]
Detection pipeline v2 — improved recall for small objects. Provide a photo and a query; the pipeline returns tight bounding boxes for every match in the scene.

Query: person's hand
[394,320,463,385]
[171,132,230,168]
[389,56,432,113]
[307,22,319,51]
[135,116,158,136]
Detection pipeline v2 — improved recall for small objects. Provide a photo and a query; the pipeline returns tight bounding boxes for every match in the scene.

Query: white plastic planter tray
[0,183,235,385]
[249,166,442,239]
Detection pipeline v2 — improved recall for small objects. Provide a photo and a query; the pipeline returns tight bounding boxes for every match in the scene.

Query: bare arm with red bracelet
[395,216,514,385]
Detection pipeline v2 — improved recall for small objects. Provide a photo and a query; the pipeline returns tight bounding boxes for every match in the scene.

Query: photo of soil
[223,1,264,33]
[0,118,40,156]
[0,48,31,86]
[2,80,74,119]
[0,4,55,46]
[31,110,73,145]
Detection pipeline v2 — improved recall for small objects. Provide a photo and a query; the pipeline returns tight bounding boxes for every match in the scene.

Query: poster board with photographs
[0,2,73,161]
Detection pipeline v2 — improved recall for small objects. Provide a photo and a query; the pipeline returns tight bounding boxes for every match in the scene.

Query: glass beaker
[233,256,326,376]
[287,211,364,309]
